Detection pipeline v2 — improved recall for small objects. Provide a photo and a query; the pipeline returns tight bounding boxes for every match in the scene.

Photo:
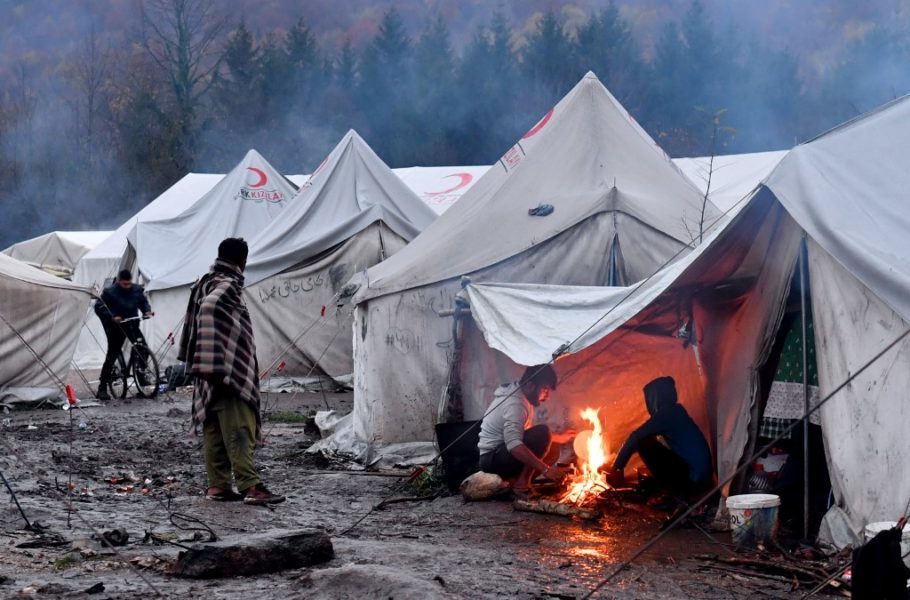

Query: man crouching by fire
[606,376,714,511]
[477,365,575,498]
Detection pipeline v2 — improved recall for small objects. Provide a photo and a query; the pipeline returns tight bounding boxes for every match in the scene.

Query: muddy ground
[1,382,841,599]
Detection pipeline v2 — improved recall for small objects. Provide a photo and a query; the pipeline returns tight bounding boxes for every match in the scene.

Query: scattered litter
[131,555,163,569]
[528,203,555,216]
[98,529,129,547]
[83,582,105,594]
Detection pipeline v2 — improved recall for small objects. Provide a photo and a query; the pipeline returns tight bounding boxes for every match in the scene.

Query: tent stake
[799,233,810,540]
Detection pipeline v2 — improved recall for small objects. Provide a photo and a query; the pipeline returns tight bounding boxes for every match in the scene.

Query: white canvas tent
[456,95,910,544]
[71,173,224,369]
[243,131,438,380]
[0,254,92,406]
[673,150,787,212]
[347,72,720,460]
[4,231,112,279]
[124,150,298,363]
[393,166,490,214]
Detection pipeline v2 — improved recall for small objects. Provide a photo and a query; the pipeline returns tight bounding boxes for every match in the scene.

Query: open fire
[560,407,612,506]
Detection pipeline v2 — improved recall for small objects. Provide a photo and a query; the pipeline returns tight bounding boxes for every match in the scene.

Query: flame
[561,407,610,505]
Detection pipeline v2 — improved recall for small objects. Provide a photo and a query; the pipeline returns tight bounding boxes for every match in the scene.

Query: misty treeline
[2,0,909,248]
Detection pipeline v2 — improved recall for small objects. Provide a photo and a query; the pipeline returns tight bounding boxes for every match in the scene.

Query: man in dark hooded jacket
[608,376,713,499]
[94,269,152,400]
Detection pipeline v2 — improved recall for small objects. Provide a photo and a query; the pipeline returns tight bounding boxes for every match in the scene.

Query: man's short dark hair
[218,237,248,266]
[520,364,557,390]
[117,269,133,281]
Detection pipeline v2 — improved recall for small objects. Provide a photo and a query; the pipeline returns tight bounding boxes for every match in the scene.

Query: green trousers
[203,393,260,493]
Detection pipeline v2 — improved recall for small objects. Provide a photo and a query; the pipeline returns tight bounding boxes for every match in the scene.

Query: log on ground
[513,498,600,520]
[169,529,334,578]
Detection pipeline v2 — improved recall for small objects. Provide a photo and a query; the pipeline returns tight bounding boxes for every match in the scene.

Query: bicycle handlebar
[119,314,153,323]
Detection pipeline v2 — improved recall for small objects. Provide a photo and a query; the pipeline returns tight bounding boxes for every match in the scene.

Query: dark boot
[96,383,110,401]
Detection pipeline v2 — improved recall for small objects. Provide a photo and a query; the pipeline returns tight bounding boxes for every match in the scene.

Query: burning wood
[560,408,611,506]
[513,499,600,521]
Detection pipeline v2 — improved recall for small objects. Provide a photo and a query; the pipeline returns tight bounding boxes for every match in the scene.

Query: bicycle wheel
[109,354,128,399]
[131,344,160,398]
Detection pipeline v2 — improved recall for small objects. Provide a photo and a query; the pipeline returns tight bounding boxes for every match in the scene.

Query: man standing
[94,269,152,400]
[178,238,284,505]
[477,365,574,497]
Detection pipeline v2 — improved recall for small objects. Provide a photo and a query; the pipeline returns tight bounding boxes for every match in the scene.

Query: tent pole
[800,233,810,540]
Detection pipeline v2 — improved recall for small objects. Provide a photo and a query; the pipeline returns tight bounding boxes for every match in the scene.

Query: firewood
[513,498,601,520]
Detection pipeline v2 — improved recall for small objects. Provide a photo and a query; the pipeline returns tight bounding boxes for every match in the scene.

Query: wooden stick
[375,494,439,510]
[708,555,828,582]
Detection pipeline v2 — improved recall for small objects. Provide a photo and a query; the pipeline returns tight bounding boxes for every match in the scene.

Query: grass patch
[53,554,79,570]
[266,411,309,424]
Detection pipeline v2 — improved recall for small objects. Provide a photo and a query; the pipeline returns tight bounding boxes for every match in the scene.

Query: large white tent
[346,72,720,460]
[244,131,438,380]
[0,254,92,406]
[124,150,298,363]
[457,94,910,544]
[4,231,112,280]
[71,174,224,369]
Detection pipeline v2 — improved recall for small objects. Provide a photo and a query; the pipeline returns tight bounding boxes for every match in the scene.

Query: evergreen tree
[357,7,415,164]
[286,17,327,107]
[412,15,459,164]
[575,4,648,111]
[455,10,521,162]
[647,1,739,155]
[522,10,575,97]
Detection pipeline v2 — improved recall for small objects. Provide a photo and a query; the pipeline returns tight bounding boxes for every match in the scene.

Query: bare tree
[61,22,114,167]
[8,64,39,159]
[694,107,735,243]
[138,0,226,160]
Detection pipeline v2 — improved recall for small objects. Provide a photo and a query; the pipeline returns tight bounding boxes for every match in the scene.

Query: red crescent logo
[522,108,554,139]
[426,172,473,196]
[246,167,268,188]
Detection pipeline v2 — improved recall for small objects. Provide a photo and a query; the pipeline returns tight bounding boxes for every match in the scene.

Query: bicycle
[106,315,161,399]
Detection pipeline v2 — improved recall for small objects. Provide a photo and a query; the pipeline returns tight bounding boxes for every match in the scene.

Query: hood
[644,376,678,416]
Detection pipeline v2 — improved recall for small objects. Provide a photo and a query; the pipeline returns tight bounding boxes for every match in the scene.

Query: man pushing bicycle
[94,269,153,400]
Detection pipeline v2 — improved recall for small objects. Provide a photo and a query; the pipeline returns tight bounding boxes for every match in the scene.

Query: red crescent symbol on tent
[426,172,473,196]
[246,167,268,188]
[522,108,554,139]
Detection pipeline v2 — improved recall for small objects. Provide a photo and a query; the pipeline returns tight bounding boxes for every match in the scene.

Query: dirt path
[1,389,823,598]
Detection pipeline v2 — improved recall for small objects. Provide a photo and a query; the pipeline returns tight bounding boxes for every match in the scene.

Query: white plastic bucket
[727,494,781,546]
[863,521,910,568]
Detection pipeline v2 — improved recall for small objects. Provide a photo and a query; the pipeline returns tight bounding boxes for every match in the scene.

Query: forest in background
[2,0,910,247]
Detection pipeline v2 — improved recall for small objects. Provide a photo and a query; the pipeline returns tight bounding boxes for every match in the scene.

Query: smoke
[2,0,910,249]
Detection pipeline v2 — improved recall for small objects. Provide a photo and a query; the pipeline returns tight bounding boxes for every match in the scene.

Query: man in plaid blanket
[178,238,284,505]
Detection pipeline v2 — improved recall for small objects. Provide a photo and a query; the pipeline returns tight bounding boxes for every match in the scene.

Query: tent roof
[133,149,298,290]
[4,230,112,273]
[674,150,788,213]
[354,72,718,302]
[244,130,438,285]
[764,94,910,322]
[0,253,92,292]
[79,173,225,268]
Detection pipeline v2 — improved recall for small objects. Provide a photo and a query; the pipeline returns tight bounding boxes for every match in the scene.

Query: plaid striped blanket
[178,259,261,439]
